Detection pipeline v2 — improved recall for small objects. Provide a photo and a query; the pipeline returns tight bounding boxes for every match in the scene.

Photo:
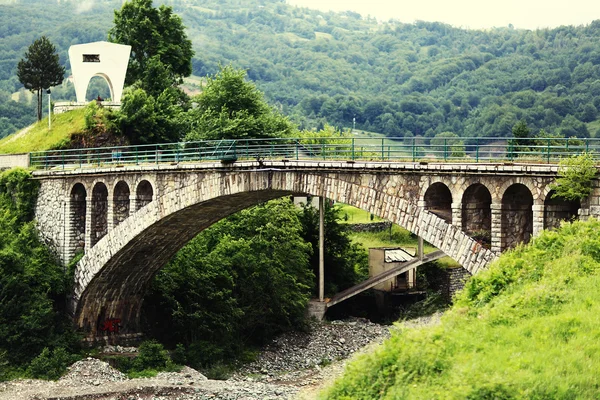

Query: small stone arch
[70,183,87,257]
[424,182,453,223]
[135,180,154,211]
[544,190,580,230]
[501,183,533,250]
[462,183,492,246]
[91,182,109,247]
[113,181,130,227]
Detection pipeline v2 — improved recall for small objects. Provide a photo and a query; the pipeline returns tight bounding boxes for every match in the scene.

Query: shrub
[134,340,170,370]
[550,152,597,201]
[27,347,78,380]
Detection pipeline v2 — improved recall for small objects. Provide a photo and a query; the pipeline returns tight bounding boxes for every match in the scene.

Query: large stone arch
[72,170,497,336]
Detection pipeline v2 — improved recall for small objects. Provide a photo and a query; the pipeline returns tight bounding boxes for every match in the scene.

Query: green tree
[185,65,295,141]
[109,0,193,86]
[142,199,313,367]
[508,120,531,158]
[0,169,79,370]
[17,36,65,121]
[430,132,465,159]
[114,86,188,144]
[299,201,368,295]
[550,153,597,201]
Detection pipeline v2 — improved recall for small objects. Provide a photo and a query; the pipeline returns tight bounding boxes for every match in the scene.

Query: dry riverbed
[0,315,441,400]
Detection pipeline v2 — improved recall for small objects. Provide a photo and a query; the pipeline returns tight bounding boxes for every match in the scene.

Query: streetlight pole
[46,89,51,131]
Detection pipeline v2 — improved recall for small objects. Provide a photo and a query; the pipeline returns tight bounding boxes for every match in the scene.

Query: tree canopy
[186,65,295,141]
[108,0,193,86]
[16,36,64,121]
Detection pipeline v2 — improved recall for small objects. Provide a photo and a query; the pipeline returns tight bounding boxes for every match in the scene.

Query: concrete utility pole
[319,196,325,302]
[418,236,424,260]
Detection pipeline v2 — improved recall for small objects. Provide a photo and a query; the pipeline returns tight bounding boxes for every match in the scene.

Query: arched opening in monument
[85,74,113,101]
[113,181,130,228]
[135,180,153,211]
[91,182,108,247]
[501,183,533,250]
[544,190,580,230]
[462,183,492,247]
[70,183,87,256]
[424,182,452,223]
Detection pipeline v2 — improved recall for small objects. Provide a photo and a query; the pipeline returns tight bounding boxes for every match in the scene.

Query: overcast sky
[286,0,600,30]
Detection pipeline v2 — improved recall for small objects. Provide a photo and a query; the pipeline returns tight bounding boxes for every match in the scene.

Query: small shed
[369,247,417,292]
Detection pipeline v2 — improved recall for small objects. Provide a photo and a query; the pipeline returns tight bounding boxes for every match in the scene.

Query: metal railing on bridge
[28,136,600,170]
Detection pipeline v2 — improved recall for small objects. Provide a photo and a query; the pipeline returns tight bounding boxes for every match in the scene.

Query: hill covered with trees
[2,0,600,140]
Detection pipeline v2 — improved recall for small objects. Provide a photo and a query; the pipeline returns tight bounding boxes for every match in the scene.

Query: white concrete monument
[68,41,131,103]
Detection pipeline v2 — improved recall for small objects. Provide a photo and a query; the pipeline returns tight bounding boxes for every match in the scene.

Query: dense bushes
[142,199,314,368]
[324,219,600,399]
[0,168,80,379]
[141,197,368,370]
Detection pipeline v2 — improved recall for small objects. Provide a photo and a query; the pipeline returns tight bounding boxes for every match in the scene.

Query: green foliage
[109,0,193,86]
[323,219,600,399]
[299,202,368,294]
[550,153,597,201]
[185,65,295,141]
[17,36,64,121]
[142,198,313,367]
[0,169,79,372]
[171,343,187,365]
[27,347,79,380]
[109,341,181,377]
[114,87,188,144]
[430,132,465,158]
[134,340,170,370]
[83,101,117,135]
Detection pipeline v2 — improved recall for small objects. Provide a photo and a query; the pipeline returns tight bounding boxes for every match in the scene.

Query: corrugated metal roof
[384,248,415,263]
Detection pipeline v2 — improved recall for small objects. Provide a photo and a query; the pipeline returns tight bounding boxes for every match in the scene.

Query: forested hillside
[2,0,600,140]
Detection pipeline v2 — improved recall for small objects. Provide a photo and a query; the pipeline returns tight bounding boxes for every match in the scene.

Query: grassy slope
[324,219,600,399]
[0,108,85,154]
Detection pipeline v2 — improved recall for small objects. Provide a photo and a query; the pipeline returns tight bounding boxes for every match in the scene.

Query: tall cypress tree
[17,36,65,122]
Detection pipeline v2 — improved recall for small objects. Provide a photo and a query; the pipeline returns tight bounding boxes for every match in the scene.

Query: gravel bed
[0,316,444,400]
[232,317,391,384]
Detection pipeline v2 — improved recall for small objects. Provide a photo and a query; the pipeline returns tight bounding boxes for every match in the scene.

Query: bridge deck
[327,250,447,308]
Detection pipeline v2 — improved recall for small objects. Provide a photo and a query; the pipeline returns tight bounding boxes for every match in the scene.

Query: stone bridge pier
[32,161,591,337]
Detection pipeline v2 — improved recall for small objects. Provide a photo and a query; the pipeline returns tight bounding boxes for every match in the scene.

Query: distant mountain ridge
[1,0,600,141]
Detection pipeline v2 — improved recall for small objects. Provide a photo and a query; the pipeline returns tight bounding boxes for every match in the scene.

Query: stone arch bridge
[33,160,585,336]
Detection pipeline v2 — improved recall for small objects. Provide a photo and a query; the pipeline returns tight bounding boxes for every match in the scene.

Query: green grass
[0,108,85,154]
[336,203,384,224]
[323,218,600,399]
[348,224,460,268]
